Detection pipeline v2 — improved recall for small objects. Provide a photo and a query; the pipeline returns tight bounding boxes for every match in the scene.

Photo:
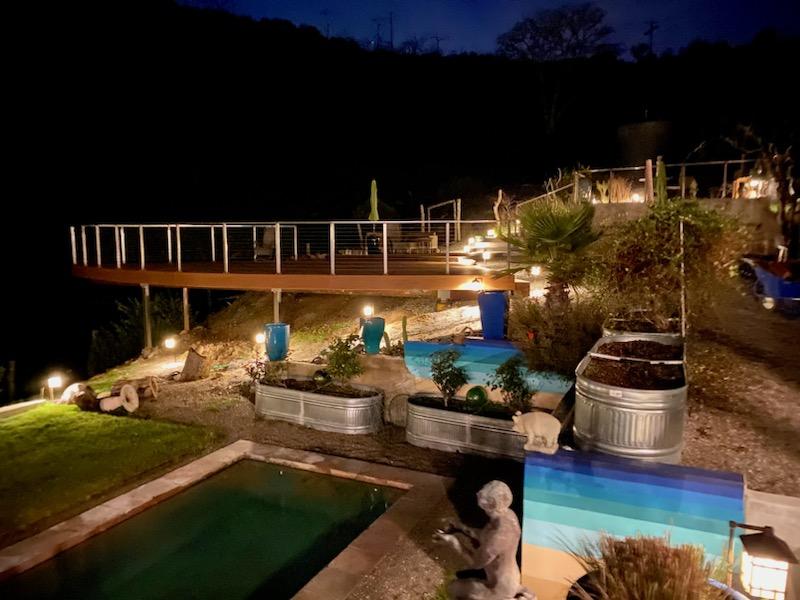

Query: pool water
[1,460,403,599]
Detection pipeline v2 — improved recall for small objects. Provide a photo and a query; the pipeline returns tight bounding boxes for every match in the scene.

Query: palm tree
[504,197,598,306]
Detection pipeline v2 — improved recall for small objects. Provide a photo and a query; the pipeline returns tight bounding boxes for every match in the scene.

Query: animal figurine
[511,411,561,454]
[434,481,536,600]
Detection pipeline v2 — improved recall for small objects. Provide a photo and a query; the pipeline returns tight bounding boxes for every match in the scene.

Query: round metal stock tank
[573,340,687,464]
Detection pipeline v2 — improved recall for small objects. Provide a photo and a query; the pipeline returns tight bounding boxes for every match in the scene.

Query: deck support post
[95,226,102,267]
[182,287,190,333]
[329,223,336,275]
[445,222,450,274]
[142,284,153,350]
[139,226,145,269]
[272,289,282,323]
[382,222,388,275]
[223,223,229,273]
[120,227,127,265]
[81,226,88,266]
[275,223,281,274]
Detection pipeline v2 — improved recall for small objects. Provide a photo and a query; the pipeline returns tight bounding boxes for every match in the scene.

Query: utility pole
[372,17,382,49]
[320,8,331,38]
[644,20,659,54]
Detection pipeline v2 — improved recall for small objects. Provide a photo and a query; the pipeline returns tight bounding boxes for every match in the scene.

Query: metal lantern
[729,521,798,600]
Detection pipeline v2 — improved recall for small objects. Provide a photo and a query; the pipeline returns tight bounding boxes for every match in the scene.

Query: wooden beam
[72,266,515,292]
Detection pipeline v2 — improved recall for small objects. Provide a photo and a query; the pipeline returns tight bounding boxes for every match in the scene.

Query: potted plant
[568,534,746,600]
[487,355,534,414]
[252,335,383,434]
[406,351,528,460]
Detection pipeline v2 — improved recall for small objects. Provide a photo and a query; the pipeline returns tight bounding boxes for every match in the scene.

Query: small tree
[430,350,468,408]
[245,358,288,386]
[487,355,535,413]
[321,335,363,382]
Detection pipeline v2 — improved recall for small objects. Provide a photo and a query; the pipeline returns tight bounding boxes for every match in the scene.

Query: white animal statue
[434,481,536,600]
[511,411,560,454]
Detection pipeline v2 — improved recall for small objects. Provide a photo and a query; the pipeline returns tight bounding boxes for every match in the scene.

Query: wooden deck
[72,256,515,292]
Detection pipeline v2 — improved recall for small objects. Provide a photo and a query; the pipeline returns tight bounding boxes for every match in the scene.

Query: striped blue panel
[404,340,572,393]
[523,450,744,561]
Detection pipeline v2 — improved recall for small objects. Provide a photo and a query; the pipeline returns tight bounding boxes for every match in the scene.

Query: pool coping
[0,440,452,599]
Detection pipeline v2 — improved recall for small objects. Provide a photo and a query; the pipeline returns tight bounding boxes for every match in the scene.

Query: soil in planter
[583,357,685,390]
[409,395,517,421]
[597,340,683,361]
[277,379,377,399]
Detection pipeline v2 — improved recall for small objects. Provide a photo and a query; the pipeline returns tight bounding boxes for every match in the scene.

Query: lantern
[729,521,797,600]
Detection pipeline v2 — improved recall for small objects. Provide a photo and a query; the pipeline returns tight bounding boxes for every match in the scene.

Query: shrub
[430,350,468,407]
[587,199,746,324]
[321,335,363,382]
[509,297,604,377]
[487,355,535,413]
[244,358,287,386]
[571,534,727,600]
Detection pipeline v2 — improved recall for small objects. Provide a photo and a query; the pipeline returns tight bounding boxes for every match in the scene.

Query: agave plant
[504,197,598,306]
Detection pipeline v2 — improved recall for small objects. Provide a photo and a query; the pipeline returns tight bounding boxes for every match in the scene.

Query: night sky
[207,0,800,56]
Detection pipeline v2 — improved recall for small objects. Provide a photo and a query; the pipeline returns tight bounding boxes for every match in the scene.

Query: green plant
[571,534,727,600]
[321,335,363,382]
[244,358,288,386]
[587,199,746,325]
[504,197,599,307]
[595,181,609,204]
[487,356,535,413]
[509,296,604,377]
[430,350,468,407]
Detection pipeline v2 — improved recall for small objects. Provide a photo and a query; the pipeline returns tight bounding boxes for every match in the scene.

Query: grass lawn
[0,404,220,544]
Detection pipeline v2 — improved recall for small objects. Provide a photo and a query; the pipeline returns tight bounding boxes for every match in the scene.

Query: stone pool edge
[0,439,452,600]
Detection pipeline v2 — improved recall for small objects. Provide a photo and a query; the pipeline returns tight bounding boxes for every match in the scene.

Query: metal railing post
[176,224,182,272]
[222,223,229,273]
[167,225,173,264]
[120,227,127,264]
[382,222,388,275]
[70,227,77,265]
[114,226,121,268]
[293,226,298,260]
[445,222,450,274]
[680,164,687,199]
[81,225,88,266]
[329,223,336,275]
[275,223,282,274]
[139,226,145,270]
[210,226,216,262]
[721,161,729,198]
[252,226,257,259]
[95,226,102,267]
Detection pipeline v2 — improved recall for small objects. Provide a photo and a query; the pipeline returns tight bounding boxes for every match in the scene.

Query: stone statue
[434,481,536,600]
[511,411,560,454]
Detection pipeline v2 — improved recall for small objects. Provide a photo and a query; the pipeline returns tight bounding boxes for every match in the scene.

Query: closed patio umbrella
[368,179,380,222]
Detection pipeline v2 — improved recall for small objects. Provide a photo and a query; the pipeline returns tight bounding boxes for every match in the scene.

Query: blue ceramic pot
[477,291,508,340]
[264,323,290,361]
[361,317,385,355]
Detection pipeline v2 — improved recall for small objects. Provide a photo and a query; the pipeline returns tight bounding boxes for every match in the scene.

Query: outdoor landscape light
[463,244,472,253]
[47,374,63,402]
[728,521,797,600]
[486,228,497,238]
[458,256,476,266]
[482,251,491,262]
[164,337,177,350]
[255,332,266,345]
[530,265,542,277]
[529,287,545,299]
[363,304,374,318]
[468,236,476,245]
[631,192,642,202]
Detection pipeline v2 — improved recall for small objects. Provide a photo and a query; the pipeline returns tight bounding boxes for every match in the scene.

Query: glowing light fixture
[164,337,177,350]
[482,251,491,262]
[458,256,476,266]
[529,288,545,299]
[47,374,63,402]
[463,244,472,253]
[631,192,642,203]
[255,332,266,345]
[468,236,476,245]
[363,304,375,318]
[530,265,542,277]
[728,521,797,600]
[486,228,497,238]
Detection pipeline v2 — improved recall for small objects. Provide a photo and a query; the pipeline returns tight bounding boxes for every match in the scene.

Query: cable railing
[70,220,511,278]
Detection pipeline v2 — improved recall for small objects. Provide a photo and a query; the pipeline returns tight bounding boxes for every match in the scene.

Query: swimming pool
[0,459,403,599]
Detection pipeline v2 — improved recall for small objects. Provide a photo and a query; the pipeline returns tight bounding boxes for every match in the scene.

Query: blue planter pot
[477,291,508,340]
[361,317,385,355]
[264,323,290,361]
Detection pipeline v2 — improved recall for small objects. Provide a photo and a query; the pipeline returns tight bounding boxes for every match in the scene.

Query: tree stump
[180,348,208,382]
[73,386,100,412]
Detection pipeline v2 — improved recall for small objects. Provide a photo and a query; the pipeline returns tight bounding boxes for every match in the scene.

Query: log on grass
[111,376,160,400]
[179,348,208,382]
[99,385,139,414]
[73,386,100,412]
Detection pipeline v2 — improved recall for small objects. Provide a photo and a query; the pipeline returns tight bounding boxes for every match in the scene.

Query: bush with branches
[320,335,363,382]
[487,355,535,413]
[430,350,468,407]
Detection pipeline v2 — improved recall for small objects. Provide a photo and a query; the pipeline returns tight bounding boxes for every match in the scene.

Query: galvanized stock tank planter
[574,335,687,464]
[405,397,525,461]
[255,379,383,434]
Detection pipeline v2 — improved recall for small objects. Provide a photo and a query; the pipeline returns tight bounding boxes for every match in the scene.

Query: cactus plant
[595,180,609,204]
